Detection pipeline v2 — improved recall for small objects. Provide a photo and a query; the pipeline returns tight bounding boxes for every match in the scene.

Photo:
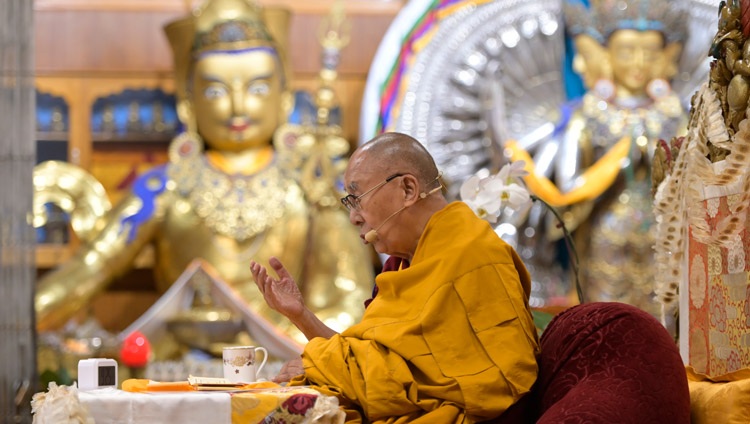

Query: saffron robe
[364,256,410,308]
[294,202,540,423]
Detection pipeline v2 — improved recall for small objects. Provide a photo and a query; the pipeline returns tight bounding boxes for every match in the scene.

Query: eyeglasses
[340,173,403,211]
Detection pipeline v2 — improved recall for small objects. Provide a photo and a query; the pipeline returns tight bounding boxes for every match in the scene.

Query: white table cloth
[79,388,231,424]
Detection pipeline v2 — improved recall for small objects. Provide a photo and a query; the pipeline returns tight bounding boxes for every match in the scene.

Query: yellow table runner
[231,386,342,423]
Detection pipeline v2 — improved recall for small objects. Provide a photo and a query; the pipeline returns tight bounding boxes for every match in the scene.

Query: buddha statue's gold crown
[192,0,276,54]
[165,0,277,59]
[164,0,289,105]
[563,0,689,44]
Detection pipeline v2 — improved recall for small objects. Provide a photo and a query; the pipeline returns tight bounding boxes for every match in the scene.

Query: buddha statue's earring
[646,78,671,100]
[168,131,204,164]
[592,78,615,102]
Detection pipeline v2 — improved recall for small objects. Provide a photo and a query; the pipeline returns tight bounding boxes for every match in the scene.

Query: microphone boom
[364,184,442,244]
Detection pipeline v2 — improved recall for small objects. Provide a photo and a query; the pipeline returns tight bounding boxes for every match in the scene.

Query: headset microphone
[364,230,379,243]
[364,205,404,243]
[364,185,443,244]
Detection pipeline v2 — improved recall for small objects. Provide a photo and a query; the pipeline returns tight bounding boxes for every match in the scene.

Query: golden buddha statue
[35,0,374,346]
[556,0,688,314]
[499,0,690,315]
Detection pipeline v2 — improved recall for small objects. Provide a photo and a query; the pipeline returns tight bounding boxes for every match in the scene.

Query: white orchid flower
[460,175,503,222]
[497,160,528,183]
[460,161,532,223]
[495,178,532,211]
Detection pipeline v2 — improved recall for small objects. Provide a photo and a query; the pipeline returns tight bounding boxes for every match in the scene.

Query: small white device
[77,358,118,391]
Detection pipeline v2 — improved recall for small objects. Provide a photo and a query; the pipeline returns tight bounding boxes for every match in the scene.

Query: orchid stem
[529,195,584,304]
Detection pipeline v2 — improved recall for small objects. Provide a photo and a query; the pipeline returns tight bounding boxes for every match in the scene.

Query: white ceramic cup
[222,345,268,383]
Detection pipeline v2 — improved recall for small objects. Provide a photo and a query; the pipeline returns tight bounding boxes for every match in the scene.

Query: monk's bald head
[344,132,447,257]
[353,132,439,185]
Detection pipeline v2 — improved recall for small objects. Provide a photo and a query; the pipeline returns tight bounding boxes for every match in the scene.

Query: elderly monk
[250,132,539,423]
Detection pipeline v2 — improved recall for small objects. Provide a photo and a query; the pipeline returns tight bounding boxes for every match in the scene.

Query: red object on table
[120,331,151,368]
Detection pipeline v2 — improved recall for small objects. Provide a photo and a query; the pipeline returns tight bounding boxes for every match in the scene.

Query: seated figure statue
[34,0,374,345]
[507,0,689,316]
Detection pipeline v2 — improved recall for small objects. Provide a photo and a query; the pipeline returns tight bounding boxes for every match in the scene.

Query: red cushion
[533,302,690,424]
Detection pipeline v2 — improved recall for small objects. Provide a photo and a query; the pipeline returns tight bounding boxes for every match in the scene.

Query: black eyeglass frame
[340,173,404,211]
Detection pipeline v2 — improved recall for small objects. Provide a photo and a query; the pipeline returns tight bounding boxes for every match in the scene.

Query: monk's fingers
[273,358,303,382]
[249,262,263,284]
[274,371,299,383]
[256,267,273,295]
[272,372,291,383]
[251,261,288,300]
[269,257,294,282]
[251,265,264,290]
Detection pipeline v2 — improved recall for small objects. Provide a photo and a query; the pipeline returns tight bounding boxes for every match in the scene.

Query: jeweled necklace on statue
[167,132,292,241]
[581,88,684,151]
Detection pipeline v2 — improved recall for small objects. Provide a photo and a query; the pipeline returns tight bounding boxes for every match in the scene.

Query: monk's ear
[401,174,421,204]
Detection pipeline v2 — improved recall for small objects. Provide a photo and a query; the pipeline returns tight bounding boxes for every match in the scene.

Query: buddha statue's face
[607,29,666,97]
[190,47,285,152]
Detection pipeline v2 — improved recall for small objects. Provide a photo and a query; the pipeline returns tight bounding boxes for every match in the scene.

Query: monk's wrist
[288,307,315,327]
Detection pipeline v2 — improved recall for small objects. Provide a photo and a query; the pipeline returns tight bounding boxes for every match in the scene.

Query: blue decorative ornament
[120,165,168,243]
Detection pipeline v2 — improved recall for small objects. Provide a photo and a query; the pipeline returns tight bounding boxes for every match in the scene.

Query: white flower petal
[459,176,481,201]
[508,160,528,177]
[504,184,530,206]
[482,177,506,193]
[462,199,480,215]
[483,198,503,215]
[497,164,511,182]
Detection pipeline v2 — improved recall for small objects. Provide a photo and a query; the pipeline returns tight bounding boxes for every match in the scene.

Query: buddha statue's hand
[273,125,349,206]
[250,257,306,321]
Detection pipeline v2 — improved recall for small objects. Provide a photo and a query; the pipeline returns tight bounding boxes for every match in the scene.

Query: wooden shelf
[36,244,75,269]
[91,133,174,144]
[36,131,69,142]
[36,243,156,269]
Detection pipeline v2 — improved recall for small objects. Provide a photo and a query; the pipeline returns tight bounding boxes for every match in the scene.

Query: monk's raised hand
[249,257,305,320]
[249,260,272,295]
